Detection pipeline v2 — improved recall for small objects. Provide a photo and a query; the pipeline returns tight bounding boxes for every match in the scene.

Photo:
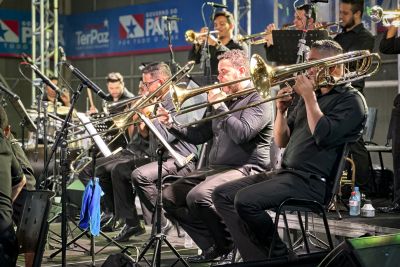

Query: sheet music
[76,112,112,157]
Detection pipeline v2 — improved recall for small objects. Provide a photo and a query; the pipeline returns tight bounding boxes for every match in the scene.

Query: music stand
[135,112,192,267]
[269,30,329,65]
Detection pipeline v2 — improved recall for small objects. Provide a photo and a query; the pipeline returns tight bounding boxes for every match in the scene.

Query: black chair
[269,143,351,259]
[13,189,55,267]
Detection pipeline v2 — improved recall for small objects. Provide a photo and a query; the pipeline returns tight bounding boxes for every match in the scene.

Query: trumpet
[370,5,400,27]
[185,29,219,44]
[171,50,381,127]
[237,24,296,45]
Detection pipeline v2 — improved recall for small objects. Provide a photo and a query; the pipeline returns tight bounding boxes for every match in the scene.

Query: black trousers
[349,137,370,190]
[0,224,18,267]
[162,166,257,252]
[131,158,195,225]
[212,171,326,261]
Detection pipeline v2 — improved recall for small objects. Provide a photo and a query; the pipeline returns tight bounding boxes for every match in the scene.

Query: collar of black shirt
[341,23,364,34]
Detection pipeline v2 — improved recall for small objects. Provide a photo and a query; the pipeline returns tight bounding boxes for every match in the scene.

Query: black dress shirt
[169,90,273,171]
[334,23,375,91]
[282,84,367,180]
[379,34,400,54]
[188,39,247,76]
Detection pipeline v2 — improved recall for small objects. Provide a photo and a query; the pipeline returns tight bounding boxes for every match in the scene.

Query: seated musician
[0,107,25,266]
[212,40,367,261]
[125,62,198,241]
[43,76,70,107]
[104,72,134,110]
[156,49,273,263]
[188,10,247,79]
[0,107,35,190]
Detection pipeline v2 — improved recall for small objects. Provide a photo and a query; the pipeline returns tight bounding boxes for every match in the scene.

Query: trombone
[370,5,400,27]
[172,50,381,127]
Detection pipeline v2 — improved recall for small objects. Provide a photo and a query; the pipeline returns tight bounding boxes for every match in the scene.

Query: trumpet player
[188,10,247,78]
[213,40,367,261]
[379,24,400,54]
[157,49,273,264]
[334,0,374,195]
[264,4,317,53]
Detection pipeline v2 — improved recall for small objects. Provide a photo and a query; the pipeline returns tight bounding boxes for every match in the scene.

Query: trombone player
[213,40,368,261]
[188,10,247,80]
[157,49,274,263]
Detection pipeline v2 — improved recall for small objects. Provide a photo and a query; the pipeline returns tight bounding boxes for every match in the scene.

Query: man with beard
[334,0,374,194]
[188,10,247,81]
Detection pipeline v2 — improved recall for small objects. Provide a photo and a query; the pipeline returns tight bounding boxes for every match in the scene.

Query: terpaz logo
[0,19,19,43]
[119,14,145,39]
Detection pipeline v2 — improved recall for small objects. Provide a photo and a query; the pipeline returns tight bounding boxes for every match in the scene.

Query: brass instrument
[103,95,144,115]
[172,50,381,127]
[370,5,400,27]
[185,29,219,44]
[237,24,296,45]
[238,21,341,45]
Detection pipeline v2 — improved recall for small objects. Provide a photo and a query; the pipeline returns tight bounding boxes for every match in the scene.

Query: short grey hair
[142,62,172,80]
[217,49,250,75]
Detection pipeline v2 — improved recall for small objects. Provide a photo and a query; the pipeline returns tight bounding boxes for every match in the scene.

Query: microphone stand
[296,4,313,64]
[166,19,179,74]
[200,6,217,84]
[39,83,84,267]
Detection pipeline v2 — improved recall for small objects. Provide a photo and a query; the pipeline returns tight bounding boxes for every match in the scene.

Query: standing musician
[264,4,317,60]
[334,0,374,193]
[130,62,197,240]
[157,49,273,263]
[188,10,247,79]
[213,40,367,261]
[377,25,400,213]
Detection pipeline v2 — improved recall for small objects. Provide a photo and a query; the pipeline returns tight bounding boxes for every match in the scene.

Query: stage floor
[15,198,400,266]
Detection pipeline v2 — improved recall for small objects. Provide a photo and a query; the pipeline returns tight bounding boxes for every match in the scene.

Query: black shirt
[379,33,400,54]
[0,133,24,233]
[334,23,375,91]
[169,89,273,171]
[282,84,367,181]
[188,39,247,76]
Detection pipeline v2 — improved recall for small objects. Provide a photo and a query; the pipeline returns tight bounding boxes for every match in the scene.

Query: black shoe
[100,212,113,227]
[102,217,125,232]
[161,219,174,235]
[187,245,223,263]
[377,202,400,213]
[211,250,235,266]
[113,223,146,242]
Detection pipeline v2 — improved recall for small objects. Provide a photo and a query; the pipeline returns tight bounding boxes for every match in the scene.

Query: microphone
[58,57,107,100]
[20,54,63,95]
[59,46,67,62]
[206,2,227,8]
[0,83,19,100]
[161,16,182,21]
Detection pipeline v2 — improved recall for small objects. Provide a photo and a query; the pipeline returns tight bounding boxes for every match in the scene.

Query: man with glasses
[123,62,197,242]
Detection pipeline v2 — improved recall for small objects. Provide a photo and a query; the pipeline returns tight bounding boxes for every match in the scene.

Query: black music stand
[135,113,191,267]
[270,30,329,65]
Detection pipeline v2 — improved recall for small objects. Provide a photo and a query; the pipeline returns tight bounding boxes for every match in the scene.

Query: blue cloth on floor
[79,177,103,236]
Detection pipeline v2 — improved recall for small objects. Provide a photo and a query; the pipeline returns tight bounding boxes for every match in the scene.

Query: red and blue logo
[0,19,19,43]
[119,14,145,39]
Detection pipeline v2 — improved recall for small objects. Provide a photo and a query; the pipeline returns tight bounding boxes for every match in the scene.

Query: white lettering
[76,29,109,46]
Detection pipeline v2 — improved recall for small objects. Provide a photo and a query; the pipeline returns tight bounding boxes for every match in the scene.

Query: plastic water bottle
[349,191,360,216]
[354,186,361,204]
[184,232,193,248]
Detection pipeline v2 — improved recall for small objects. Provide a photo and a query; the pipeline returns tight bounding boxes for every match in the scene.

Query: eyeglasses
[142,79,160,89]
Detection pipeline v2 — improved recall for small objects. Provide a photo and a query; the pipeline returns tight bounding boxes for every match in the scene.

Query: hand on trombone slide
[156,104,173,128]
[276,85,294,114]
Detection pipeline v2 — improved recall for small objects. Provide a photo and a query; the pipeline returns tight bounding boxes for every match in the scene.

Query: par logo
[119,14,144,39]
[0,19,19,43]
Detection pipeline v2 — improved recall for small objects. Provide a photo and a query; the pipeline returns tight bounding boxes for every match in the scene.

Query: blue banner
[0,9,32,57]
[0,0,274,58]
